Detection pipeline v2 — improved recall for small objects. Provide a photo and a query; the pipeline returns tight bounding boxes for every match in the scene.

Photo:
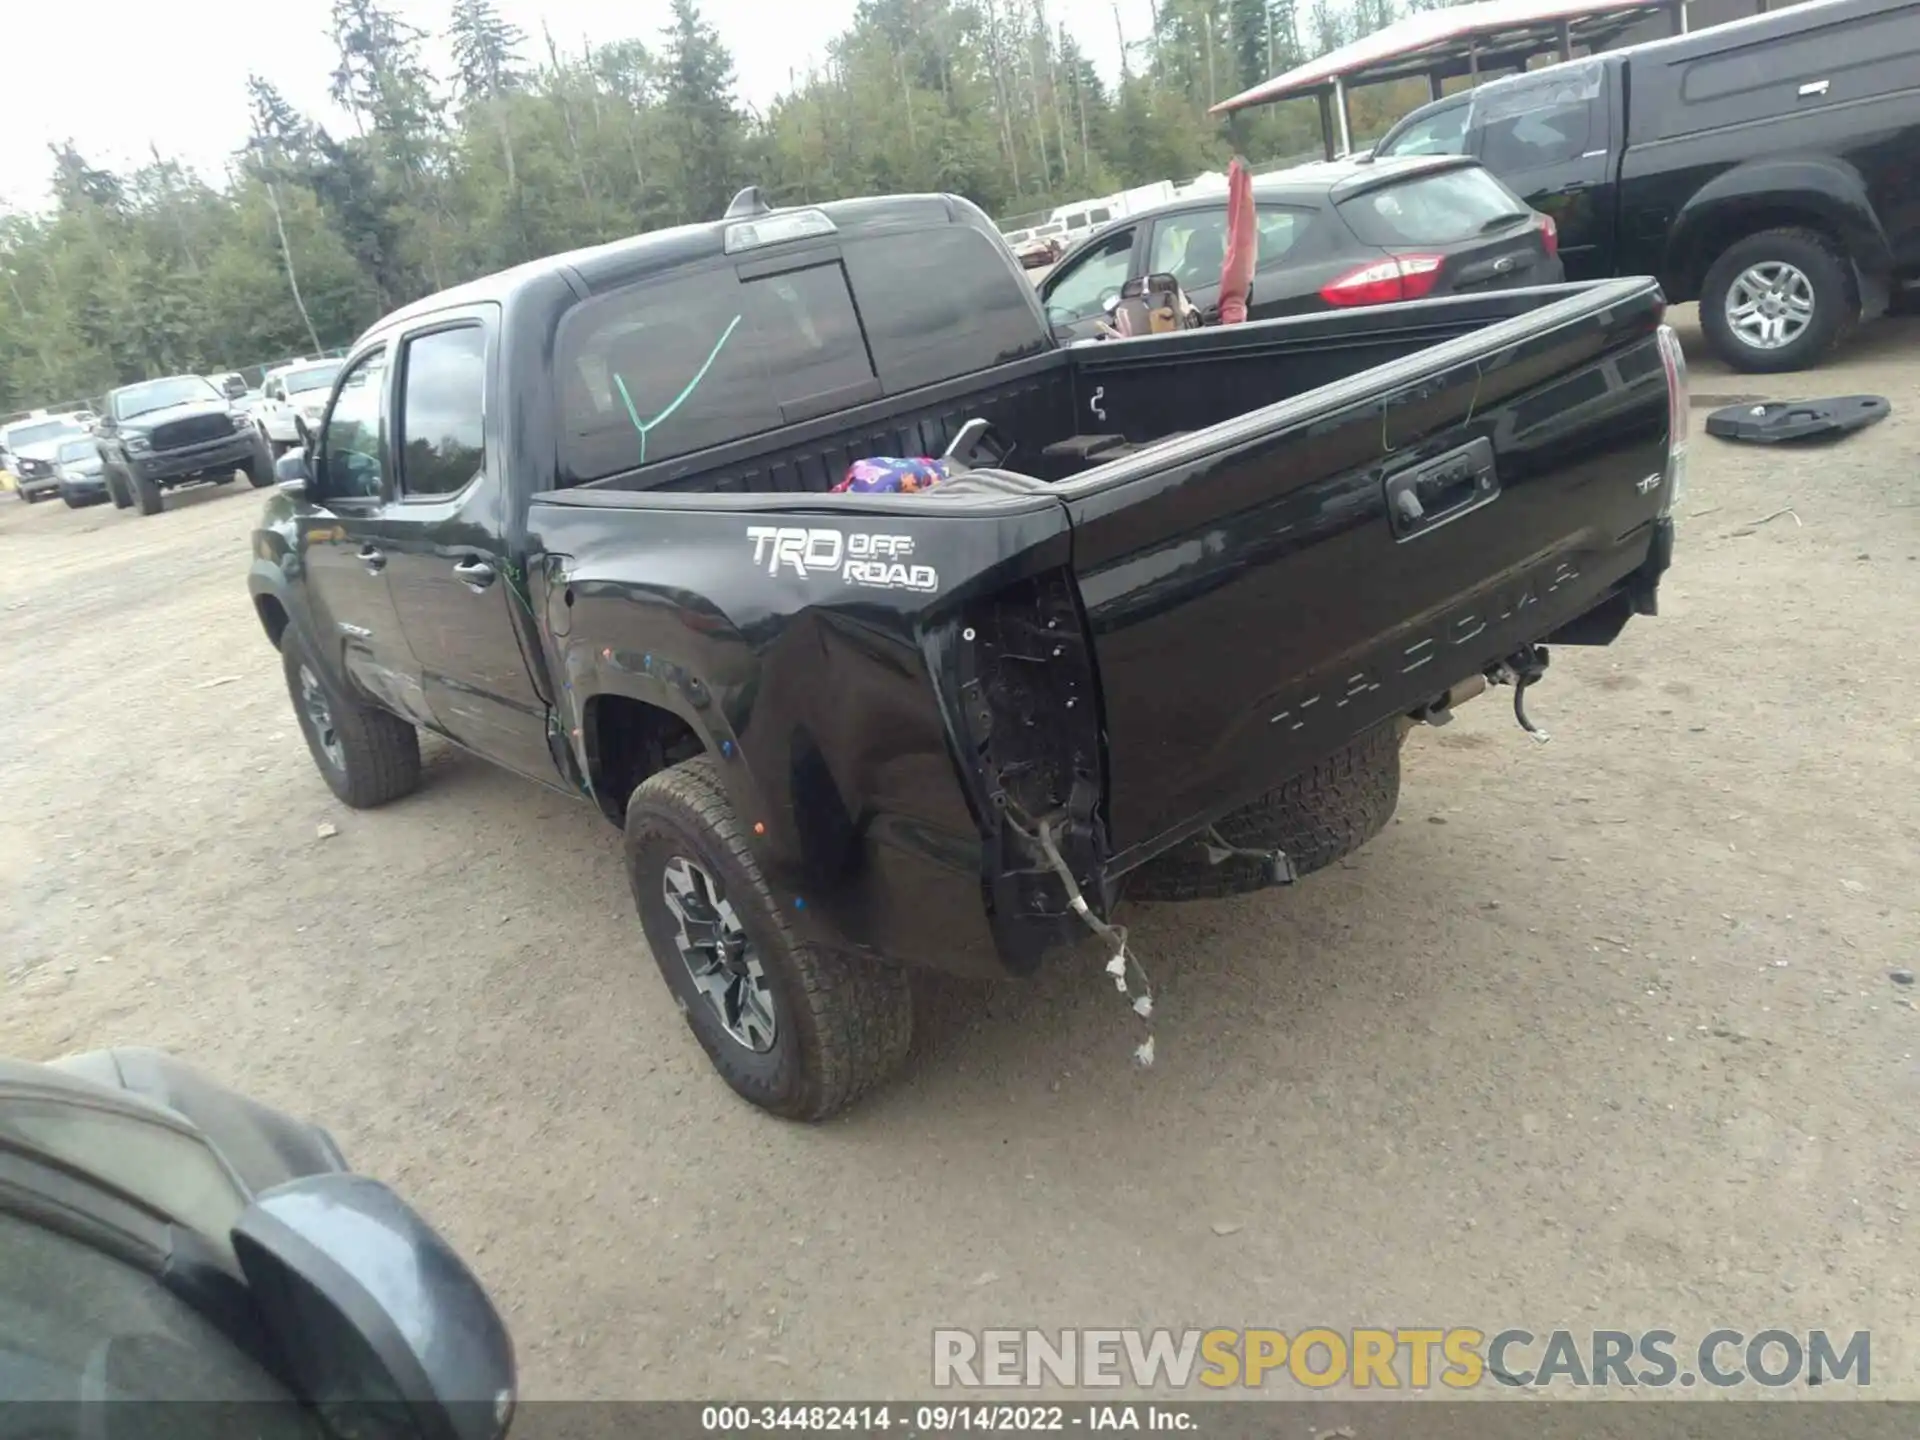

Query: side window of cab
[314,349,388,503]
[1377,98,1470,157]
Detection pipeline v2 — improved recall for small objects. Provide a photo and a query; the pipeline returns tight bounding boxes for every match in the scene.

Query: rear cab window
[843,227,1048,392]
[1338,166,1533,246]
[559,223,1045,484]
[560,256,876,481]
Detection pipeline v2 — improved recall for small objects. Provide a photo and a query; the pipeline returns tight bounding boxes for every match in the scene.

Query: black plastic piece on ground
[1704,395,1890,444]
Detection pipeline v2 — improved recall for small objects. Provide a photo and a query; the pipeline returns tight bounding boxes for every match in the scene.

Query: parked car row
[1004,223,1067,269]
[0,409,98,503]
[4,374,275,514]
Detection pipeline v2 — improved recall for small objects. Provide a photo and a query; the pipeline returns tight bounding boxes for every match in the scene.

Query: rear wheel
[1699,227,1856,373]
[281,633,421,808]
[1127,722,1402,903]
[625,757,912,1120]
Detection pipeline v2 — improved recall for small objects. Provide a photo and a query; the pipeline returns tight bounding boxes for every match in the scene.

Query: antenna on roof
[723,186,773,220]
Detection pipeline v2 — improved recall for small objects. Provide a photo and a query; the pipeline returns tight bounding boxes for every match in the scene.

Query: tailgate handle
[1384,438,1499,541]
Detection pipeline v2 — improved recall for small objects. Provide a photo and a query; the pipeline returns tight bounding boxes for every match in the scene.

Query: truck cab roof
[367,191,987,337]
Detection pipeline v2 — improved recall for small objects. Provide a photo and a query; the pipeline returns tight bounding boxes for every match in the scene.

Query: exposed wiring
[1513,675,1551,744]
[1003,800,1157,1065]
[613,314,744,466]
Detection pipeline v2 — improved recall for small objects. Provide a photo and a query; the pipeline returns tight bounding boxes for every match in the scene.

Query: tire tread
[1128,722,1401,903]
[281,639,421,808]
[627,758,911,1120]
[1700,226,1856,374]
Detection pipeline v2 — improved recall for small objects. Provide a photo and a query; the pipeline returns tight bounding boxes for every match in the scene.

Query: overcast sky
[2,0,1166,211]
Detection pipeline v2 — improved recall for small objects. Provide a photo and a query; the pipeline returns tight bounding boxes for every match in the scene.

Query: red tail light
[1539,212,1559,258]
[1319,254,1446,307]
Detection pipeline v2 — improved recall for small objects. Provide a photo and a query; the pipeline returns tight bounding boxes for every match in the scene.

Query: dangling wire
[613,313,745,465]
[999,800,1158,1067]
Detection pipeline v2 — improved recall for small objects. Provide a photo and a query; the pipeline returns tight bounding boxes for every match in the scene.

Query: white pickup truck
[254,358,345,453]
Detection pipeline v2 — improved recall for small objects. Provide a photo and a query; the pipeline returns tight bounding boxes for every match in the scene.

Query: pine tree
[659,0,744,222]
[449,0,527,102]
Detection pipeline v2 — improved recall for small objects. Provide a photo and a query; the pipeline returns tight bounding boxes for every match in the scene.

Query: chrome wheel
[1726,262,1814,351]
[662,856,777,1052]
[297,664,344,771]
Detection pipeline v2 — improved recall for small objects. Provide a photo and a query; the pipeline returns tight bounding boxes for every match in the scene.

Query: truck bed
[572,282,1625,495]
[533,277,1678,976]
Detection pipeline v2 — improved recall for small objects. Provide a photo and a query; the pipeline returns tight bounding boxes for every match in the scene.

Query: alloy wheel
[661,855,777,1052]
[297,664,345,771]
[1726,262,1815,351]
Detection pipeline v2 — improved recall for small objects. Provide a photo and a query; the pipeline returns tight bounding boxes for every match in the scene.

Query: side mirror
[276,450,314,499]
[233,1173,515,1440]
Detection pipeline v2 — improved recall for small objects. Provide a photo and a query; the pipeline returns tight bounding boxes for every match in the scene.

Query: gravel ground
[3,308,1918,1401]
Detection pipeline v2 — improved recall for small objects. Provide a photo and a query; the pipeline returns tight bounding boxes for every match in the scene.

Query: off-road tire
[281,633,421,808]
[625,757,912,1120]
[132,471,164,515]
[1127,722,1402,903]
[244,447,275,488]
[104,466,132,509]
[1699,227,1857,374]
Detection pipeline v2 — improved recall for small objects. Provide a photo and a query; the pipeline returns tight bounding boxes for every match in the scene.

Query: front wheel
[625,757,912,1120]
[132,471,163,515]
[104,466,132,509]
[244,443,275,488]
[1699,227,1857,373]
[280,633,421,808]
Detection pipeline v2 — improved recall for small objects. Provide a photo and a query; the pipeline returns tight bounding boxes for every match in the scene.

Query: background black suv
[1372,0,1920,371]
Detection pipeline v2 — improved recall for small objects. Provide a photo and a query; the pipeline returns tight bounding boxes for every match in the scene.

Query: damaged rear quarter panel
[528,491,1074,978]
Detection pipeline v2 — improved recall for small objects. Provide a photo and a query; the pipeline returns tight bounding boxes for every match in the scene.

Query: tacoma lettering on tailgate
[1268,557,1581,733]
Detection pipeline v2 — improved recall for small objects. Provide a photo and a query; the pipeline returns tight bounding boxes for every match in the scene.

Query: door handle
[453,558,496,591]
[1797,79,1830,98]
[358,545,386,572]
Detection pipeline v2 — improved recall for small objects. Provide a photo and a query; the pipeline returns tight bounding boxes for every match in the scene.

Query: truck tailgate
[1060,279,1675,864]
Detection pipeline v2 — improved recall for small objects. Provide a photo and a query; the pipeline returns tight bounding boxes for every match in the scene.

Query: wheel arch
[579,689,712,825]
[1665,161,1892,301]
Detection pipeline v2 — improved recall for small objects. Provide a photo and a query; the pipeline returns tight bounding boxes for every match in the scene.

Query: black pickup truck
[1372,0,1920,372]
[96,374,276,514]
[250,187,1685,1118]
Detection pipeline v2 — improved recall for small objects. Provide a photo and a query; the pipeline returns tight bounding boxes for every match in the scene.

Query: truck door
[378,316,561,788]
[1468,61,1615,281]
[297,346,424,723]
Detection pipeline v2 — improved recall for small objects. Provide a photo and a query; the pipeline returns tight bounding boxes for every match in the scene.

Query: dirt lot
[4,308,1919,1401]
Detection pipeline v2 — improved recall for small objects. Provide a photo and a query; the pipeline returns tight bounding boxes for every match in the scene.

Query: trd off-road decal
[746,526,939,593]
